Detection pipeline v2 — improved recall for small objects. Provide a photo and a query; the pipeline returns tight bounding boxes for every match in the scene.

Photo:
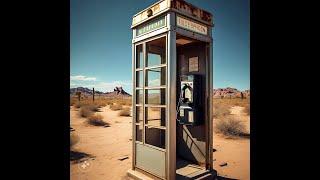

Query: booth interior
[175,34,211,177]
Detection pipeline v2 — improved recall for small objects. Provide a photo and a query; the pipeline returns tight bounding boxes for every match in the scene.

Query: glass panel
[146,107,166,127]
[136,44,143,69]
[136,71,143,87]
[136,90,143,104]
[136,125,143,142]
[146,89,165,105]
[146,37,166,67]
[136,106,143,123]
[146,67,166,87]
[145,127,165,149]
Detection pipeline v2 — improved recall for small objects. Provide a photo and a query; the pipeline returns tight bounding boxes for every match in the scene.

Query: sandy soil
[213,106,250,180]
[70,105,249,180]
[70,106,133,180]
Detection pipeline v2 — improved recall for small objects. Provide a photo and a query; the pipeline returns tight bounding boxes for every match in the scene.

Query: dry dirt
[213,106,250,180]
[70,105,250,180]
[70,105,133,180]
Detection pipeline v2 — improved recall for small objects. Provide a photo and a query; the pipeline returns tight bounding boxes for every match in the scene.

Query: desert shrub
[70,133,79,147]
[243,105,250,115]
[110,104,123,111]
[79,106,94,117]
[74,102,82,108]
[87,114,108,126]
[86,104,100,112]
[108,97,132,106]
[213,98,249,109]
[119,107,131,116]
[215,116,247,137]
[106,101,114,105]
[70,97,77,106]
[213,104,230,118]
[95,101,106,108]
[74,101,90,108]
[73,97,107,108]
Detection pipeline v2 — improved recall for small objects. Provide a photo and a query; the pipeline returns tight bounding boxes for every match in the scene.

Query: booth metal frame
[130,1,213,179]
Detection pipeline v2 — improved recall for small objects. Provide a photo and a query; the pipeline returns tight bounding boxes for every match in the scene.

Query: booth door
[134,36,167,179]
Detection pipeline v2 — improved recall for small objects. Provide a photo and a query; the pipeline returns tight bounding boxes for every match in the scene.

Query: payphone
[177,74,203,126]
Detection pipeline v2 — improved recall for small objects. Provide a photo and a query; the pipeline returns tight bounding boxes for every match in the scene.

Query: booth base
[176,158,217,180]
[127,169,162,180]
[127,159,217,180]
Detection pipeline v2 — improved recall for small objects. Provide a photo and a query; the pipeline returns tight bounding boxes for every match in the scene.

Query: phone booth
[128,0,214,179]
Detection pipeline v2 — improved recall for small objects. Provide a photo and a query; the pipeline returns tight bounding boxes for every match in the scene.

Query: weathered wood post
[93,88,95,102]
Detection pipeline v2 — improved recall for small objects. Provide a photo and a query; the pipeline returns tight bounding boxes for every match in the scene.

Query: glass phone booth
[128,0,215,179]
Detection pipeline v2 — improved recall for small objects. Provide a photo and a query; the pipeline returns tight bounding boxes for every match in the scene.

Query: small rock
[219,162,227,167]
[104,125,110,128]
[212,148,217,152]
[118,156,129,161]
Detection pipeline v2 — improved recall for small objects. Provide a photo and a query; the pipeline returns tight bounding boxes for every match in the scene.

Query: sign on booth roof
[136,16,166,36]
[177,15,207,35]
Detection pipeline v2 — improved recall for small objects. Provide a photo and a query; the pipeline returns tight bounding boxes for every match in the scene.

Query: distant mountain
[70,86,131,97]
[213,87,250,99]
[104,86,131,97]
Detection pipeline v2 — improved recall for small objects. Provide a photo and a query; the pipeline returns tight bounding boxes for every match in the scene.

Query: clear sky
[70,0,250,93]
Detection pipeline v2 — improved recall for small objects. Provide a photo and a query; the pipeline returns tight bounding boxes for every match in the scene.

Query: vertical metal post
[92,88,95,102]
[208,26,214,170]
[167,11,176,180]
[132,29,136,170]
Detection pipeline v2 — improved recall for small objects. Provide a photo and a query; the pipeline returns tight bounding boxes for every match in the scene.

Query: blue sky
[70,0,250,93]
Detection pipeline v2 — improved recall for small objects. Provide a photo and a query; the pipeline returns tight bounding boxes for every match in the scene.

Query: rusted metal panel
[171,0,212,24]
[132,0,170,27]
[131,0,213,29]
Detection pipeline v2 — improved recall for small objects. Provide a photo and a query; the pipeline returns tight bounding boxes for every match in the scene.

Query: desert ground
[213,106,250,180]
[70,98,250,180]
[70,105,133,180]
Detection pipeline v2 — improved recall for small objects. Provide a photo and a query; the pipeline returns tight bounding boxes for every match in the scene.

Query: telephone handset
[176,74,203,126]
[181,83,193,104]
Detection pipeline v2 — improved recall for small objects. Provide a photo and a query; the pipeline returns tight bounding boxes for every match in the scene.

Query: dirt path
[213,106,250,180]
[70,106,133,180]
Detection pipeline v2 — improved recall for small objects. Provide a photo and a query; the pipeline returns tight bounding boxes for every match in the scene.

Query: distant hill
[70,86,131,97]
[213,87,250,99]
[70,87,104,96]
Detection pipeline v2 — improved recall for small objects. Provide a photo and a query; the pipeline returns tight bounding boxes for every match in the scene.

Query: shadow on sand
[70,150,94,163]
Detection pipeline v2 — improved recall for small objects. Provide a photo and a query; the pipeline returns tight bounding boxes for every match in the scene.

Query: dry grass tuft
[79,106,94,117]
[243,104,250,115]
[215,116,247,137]
[86,104,100,112]
[71,96,131,108]
[70,97,77,106]
[119,107,131,116]
[110,104,123,111]
[87,114,108,126]
[213,98,250,118]
[213,103,230,118]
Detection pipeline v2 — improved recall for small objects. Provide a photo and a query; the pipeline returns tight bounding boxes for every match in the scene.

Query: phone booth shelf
[128,0,214,179]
